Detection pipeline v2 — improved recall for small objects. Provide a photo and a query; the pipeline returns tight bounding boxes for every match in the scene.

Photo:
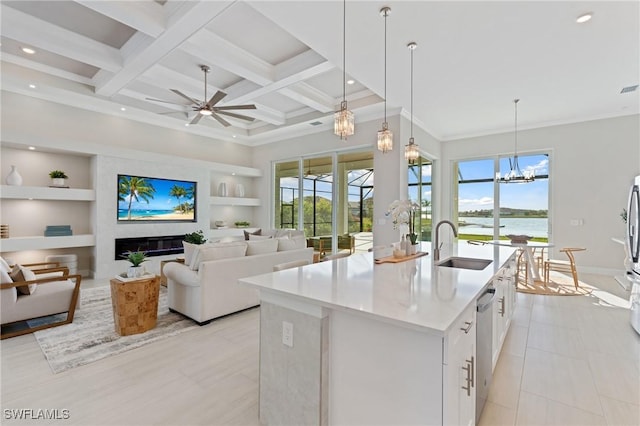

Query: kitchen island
[239,242,517,426]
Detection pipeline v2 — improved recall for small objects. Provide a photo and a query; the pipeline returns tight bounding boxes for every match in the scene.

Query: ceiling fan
[147,65,256,127]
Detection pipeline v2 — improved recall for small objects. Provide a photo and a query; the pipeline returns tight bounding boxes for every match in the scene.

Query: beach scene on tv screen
[118,175,196,221]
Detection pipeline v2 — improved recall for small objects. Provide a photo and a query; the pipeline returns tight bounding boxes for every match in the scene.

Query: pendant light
[334,0,354,140]
[377,6,393,153]
[404,42,419,164]
[496,99,535,183]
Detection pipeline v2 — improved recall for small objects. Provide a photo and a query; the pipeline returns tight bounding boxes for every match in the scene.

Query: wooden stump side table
[109,275,160,336]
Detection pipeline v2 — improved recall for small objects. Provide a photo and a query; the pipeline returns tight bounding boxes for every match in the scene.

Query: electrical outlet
[282,321,293,347]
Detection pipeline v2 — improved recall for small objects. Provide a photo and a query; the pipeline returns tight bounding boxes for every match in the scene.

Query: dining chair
[515,248,529,287]
[543,248,586,289]
[320,252,351,262]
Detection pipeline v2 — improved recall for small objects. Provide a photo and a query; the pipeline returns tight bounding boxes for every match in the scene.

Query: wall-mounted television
[117,174,197,222]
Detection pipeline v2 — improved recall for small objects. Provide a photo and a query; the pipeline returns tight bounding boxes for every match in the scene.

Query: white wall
[442,114,640,273]
[251,114,441,246]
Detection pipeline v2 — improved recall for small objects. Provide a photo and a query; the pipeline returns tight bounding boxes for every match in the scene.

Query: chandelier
[377,6,393,153]
[334,0,354,140]
[496,99,535,183]
[404,42,419,164]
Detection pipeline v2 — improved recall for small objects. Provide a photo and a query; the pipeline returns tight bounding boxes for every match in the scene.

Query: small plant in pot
[122,249,148,278]
[184,230,206,245]
[49,170,68,187]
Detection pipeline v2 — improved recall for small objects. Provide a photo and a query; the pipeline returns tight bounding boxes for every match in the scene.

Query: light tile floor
[1,273,638,425]
[479,273,640,426]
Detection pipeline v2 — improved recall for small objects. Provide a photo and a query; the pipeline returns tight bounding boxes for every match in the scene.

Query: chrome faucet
[433,220,458,261]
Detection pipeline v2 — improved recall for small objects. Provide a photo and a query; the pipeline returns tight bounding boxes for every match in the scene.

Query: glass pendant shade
[377,122,393,153]
[405,138,419,163]
[334,101,354,140]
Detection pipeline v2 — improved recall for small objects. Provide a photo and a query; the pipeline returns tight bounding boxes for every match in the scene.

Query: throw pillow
[244,228,262,240]
[246,238,279,256]
[10,265,37,295]
[277,236,307,251]
[190,242,248,270]
[0,256,11,273]
[249,234,272,240]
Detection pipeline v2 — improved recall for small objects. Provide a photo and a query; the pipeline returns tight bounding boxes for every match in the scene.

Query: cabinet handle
[460,321,473,334]
[499,297,505,317]
[461,363,472,396]
[468,356,475,388]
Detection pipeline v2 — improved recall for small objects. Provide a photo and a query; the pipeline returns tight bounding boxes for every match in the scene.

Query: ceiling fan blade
[214,104,256,110]
[145,97,187,106]
[190,113,204,125]
[170,89,200,106]
[206,91,227,108]
[158,111,189,118]
[210,113,232,127]
[216,110,256,122]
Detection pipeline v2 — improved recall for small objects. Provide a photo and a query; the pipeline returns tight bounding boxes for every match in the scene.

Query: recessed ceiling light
[232,135,236,138]
[21,46,36,54]
[347,79,355,85]
[29,84,36,89]
[28,146,36,150]
[184,123,189,127]
[231,173,236,176]
[120,107,126,111]
[576,12,593,23]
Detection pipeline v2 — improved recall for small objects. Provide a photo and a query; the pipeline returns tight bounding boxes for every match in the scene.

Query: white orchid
[386,200,420,243]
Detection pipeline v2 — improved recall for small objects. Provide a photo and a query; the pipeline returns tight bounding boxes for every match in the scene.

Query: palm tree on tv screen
[119,176,156,220]
[169,184,187,213]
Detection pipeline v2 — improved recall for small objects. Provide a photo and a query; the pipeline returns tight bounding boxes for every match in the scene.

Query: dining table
[484,240,554,283]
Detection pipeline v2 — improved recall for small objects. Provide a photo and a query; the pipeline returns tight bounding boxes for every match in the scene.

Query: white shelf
[0,185,95,201]
[210,196,260,206]
[0,234,95,252]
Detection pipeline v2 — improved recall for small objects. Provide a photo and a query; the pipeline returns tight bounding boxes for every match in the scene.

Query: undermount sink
[437,257,492,270]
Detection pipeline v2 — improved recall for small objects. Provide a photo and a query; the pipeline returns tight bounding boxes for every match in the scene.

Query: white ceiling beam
[221,49,334,108]
[181,28,274,86]
[94,1,234,96]
[279,83,335,113]
[73,0,166,38]
[0,5,122,72]
[1,53,93,86]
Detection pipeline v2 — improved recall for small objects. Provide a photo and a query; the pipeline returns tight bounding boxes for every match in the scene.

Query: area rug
[32,285,198,374]
[516,272,594,296]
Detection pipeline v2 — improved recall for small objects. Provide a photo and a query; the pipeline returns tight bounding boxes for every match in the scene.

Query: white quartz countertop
[239,242,517,335]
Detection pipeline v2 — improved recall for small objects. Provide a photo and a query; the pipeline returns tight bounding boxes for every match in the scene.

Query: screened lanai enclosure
[274,152,374,253]
[273,152,434,256]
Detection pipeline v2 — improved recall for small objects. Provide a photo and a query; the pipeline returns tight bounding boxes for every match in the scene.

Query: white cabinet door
[444,305,476,426]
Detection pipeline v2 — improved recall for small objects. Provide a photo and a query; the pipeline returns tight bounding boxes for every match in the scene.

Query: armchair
[1,265,81,339]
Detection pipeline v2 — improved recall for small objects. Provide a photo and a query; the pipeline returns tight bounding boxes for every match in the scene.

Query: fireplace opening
[115,235,184,260]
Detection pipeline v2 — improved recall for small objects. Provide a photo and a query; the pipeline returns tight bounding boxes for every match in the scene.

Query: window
[455,154,549,242]
[408,156,433,241]
[273,150,374,253]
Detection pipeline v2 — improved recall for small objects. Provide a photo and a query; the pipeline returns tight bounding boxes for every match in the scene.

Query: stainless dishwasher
[476,287,495,424]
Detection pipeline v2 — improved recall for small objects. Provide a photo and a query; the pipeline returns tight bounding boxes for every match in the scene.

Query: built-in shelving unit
[210,196,260,206]
[0,185,95,201]
[0,234,96,251]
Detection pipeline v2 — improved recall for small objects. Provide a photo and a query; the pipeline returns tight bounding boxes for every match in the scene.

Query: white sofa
[164,231,313,324]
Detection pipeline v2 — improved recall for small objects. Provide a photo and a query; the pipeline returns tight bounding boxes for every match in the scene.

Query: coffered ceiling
[1,1,638,146]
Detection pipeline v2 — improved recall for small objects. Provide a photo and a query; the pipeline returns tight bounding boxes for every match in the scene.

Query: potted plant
[49,170,68,187]
[122,249,148,278]
[184,230,206,245]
